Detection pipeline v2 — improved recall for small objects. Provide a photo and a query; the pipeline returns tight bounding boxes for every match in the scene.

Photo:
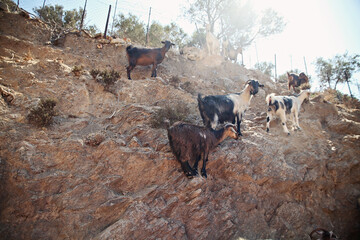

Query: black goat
[126,40,175,80]
[197,79,264,136]
[167,122,238,178]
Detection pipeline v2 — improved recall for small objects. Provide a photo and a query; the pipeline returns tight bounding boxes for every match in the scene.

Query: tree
[186,28,206,48]
[315,53,360,97]
[34,5,84,30]
[114,13,146,44]
[84,25,99,35]
[254,61,274,77]
[63,7,83,29]
[34,5,64,27]
[163,23,188,49]
[315,57,334,89]
[184,0,285,48]
[333,53,360,97]
[114,14,187,48]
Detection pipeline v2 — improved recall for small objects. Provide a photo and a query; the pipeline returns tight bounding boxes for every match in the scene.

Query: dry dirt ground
[0,11,360,240]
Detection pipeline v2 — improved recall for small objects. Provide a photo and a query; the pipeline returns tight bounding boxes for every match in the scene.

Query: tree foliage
[113,13,188,48]
[254,61,274,77]
[315,58,334,88]
[184,0,285,48]
[315,53,360,96]
[34,5,84,30]
[114,13,146,43]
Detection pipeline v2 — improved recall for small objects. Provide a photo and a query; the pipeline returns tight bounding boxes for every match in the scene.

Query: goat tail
[265,93,276,106]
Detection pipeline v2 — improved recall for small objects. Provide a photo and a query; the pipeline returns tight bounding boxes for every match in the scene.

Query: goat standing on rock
[126,40,175,80]
[168,122,238,178]
[266,90,310,135]
[287,72,309,91]
[198,80,264,136]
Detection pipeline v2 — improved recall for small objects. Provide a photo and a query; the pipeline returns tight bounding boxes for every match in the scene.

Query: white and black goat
[265,90,310,135]
[167,122,238,178]
[198,80,264,136]
[309,228,338,240]
[126,40,175,80]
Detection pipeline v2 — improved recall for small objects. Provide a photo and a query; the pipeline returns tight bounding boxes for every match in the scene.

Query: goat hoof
[266,128,269,133]
[238,132,243,137]
[287,132,290,136]
[201,170,207,178]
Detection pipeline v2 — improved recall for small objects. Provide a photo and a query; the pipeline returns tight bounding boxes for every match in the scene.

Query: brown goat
[167,122,238,178]
[309,228,338,240]
[126,40,175,80]
[287,72,309,91]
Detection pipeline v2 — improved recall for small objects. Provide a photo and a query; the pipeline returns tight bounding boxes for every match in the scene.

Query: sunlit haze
[20,0,360,97]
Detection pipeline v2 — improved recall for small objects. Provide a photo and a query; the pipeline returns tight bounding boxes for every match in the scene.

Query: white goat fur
[266,90,310,135]
[206,25,220,56]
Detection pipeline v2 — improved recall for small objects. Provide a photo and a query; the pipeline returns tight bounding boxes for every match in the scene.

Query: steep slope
[0,11,359,240]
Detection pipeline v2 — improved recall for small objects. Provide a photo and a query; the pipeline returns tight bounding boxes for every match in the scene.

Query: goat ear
[259,84,264,88]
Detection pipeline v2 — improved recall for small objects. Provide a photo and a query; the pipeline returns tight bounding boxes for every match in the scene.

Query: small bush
[91,69,120,92]
[90,69,100,79]
[27,99,57,127]
[169,75,181,87]
[72,65,84,77]
[180,81,196,95]
[101,70,120,85]
[150,102,190,129]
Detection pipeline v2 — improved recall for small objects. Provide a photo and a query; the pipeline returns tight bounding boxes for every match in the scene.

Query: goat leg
[181,161,195,178]
[126,65,134,80]
[236,114,243,136]
[151,64,157,77]
[201,152,209,178]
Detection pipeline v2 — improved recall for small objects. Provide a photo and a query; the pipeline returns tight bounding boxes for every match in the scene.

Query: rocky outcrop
[0,11,359,240]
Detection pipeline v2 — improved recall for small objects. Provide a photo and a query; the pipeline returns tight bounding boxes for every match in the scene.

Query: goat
[126,40,175,80]
[287,72,309,91]
[198,80,264,136]
[221,39,229,59]
[309,228,338,240]
[205,24,220,56]
[167,122,238,178]
[227,45,242,63]
[265,90,310,135]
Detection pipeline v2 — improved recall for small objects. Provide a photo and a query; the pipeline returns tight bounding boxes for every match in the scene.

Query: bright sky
[20,0,360,98]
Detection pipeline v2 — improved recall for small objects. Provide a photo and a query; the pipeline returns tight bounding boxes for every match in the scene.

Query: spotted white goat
[198,80,264,136]
[266,90,310,135]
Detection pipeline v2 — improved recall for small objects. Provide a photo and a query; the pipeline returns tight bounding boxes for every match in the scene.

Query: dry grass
[150,102,190,129]
[91,69,120,93]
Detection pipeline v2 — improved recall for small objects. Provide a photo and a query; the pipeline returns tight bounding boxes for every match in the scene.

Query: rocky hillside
[1,11,360,240]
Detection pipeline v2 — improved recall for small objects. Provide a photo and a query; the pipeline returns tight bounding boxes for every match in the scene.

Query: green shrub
[27,99,57,127]
[91,69,120,92]
[72,65,83,77]
[150,102,190,129]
